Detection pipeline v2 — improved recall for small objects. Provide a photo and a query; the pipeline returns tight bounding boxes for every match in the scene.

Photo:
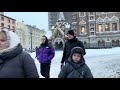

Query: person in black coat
[61,30,86,68]
[35,46,38,59]
[0,30,39,78]
[58,47,93,78]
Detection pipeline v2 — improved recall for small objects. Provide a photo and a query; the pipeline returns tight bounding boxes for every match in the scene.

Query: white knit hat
[0,29,20,53]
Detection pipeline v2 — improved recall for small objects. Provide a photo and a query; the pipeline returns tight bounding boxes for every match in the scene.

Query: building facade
[49,12,120,49]
[0,12,16,32]
[16,21,46,51]
[71,12,120,48]
[16,21,26,47]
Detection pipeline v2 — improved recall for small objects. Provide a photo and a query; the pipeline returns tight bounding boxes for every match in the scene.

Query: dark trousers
[40,63,51,78]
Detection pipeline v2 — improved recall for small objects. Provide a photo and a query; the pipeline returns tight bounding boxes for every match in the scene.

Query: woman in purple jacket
[37,36,55,78]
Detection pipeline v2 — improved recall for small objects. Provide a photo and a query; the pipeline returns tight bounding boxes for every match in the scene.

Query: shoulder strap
[66,61,84,78]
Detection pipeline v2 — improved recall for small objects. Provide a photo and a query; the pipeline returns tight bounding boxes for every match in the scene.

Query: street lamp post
[30,29,32,53]
[88,36,90,48]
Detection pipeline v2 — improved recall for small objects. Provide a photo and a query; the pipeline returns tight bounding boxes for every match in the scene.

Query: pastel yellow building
[16,21,46,51]
[16,21,26,47]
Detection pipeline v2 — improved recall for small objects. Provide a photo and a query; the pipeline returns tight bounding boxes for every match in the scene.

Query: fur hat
[67,30,74,36]
[71,47,84,57]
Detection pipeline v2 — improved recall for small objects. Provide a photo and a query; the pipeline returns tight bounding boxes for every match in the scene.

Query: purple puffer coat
[37,46,55,63]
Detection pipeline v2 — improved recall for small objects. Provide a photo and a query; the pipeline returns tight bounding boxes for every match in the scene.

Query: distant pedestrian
[35,46,38,59]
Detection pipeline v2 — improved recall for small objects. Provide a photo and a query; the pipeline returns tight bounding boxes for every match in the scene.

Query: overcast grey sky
[4,12,48,31]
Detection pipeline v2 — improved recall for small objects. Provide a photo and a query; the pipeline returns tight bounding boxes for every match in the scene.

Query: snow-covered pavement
[29,47,120,78]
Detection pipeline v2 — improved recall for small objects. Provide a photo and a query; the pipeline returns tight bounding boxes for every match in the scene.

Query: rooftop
[0,14,16,21]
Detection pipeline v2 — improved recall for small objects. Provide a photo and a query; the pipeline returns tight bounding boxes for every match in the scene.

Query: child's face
[72,53,81,63]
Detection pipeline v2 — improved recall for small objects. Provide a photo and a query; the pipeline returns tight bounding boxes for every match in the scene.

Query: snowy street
[29,47,120,78]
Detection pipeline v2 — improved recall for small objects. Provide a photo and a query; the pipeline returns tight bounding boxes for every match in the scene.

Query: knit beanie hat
[67,30,74,36]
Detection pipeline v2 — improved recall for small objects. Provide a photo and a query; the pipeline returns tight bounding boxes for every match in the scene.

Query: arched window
[97,24,103,32]
[112,40,115,47]
[116,40,119,46]
[105,23,110,31]
[84,41,87,48]
[112,23,117,31]
[98,40,105,48]
[98,40,101,47]
[102,40,105,47]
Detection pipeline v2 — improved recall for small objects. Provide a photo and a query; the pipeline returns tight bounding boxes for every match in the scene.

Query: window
[90,23,94,27]
[112,40,116,47]
[90,28,94,31]
[91,32,94,35]
[90,16,94,20]
[81,12,84,16]
[12,21,15,24]
[105,23,110,31]
[80,12,85,17]
[112,23,117,30]
[8,19,10,23]
[8,25,10,29]
[72,25,76,29]
[1,23,4,27]
[1,17,4,21]
[90,12,94,15]
[12,26,15,29]
[98,24,103,32]
[98,40,105,48]
[81,26,85,34]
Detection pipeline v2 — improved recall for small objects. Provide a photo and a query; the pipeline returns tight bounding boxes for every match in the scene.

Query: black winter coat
[61,37,86,63]
[0,44,39,78]
[59,57,93,78]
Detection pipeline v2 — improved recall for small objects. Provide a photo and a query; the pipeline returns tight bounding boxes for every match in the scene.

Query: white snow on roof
[65,24,70,28]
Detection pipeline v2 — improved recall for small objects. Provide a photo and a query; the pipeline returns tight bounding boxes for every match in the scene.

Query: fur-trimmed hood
[0,30,20,54]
